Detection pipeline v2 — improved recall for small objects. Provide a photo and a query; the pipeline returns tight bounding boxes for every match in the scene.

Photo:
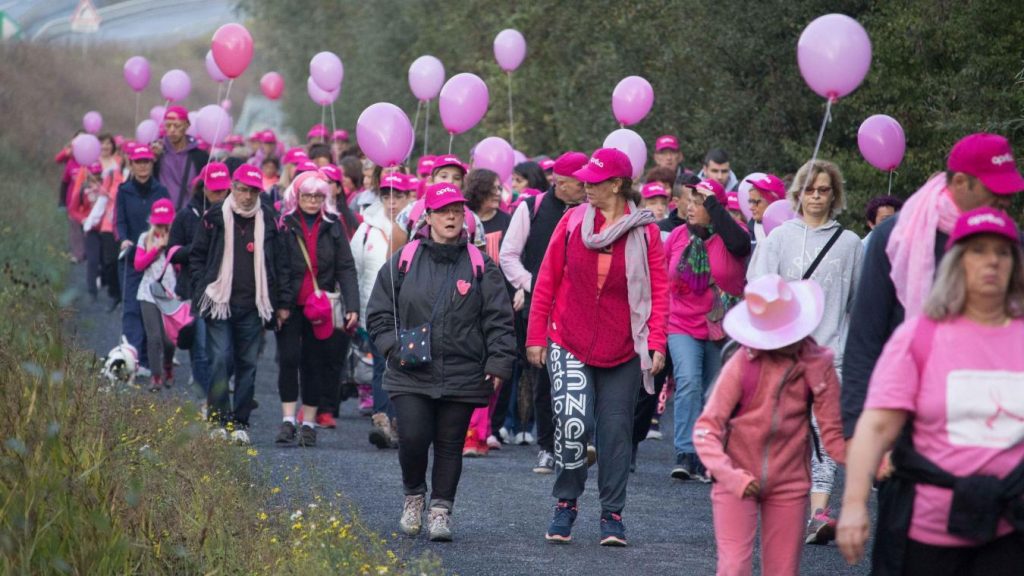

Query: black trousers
[902,533,1024,576]
[319,329,351,416]
[275,308,342,406]
[392,394,476,511]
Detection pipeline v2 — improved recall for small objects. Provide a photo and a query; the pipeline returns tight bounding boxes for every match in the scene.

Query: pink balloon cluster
[205,50,228,83]
[797,14,872,101]
[357,103,413,168]
[307,76,339,106]
[409,55,445,101]
[310,51,344,92]
[858,114,905,171]
[439,73,489,135]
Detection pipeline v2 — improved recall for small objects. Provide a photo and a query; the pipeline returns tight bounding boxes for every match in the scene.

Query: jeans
[85,230,102,296]
[119,257,148,368]
[189,315,212,396]
[548,341,640,514]
[206,306,263,427]
[669,333,722,455]
[367,335,393,417]
[391,394,476,511]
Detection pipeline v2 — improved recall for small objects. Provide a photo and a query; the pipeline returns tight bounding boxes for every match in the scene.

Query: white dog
[101,336,139,389]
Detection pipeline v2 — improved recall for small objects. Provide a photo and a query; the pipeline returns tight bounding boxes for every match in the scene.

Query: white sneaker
[209,427,228,441]
[137,366,152,378]
[499,427,511,444]
[646,429,663,440]
[523,432,536,445]
[513,432,526,445]
[172,355,181,367]
[230,429,251,445]
[486,435,501,450]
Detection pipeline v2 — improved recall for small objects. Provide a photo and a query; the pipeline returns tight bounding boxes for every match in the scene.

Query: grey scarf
[579,201,657,393]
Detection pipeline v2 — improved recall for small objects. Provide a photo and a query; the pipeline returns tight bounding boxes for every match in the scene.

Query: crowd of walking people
[57,110,1024,573]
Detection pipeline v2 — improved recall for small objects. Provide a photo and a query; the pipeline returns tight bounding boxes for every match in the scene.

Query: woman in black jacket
[274,171,359,447]
[367,182,516,542]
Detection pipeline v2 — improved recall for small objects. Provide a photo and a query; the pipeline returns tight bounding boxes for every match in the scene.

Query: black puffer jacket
[366,237,516,405]
[280,211,360,314]
[188,202,292,318]
[168,190,209,300]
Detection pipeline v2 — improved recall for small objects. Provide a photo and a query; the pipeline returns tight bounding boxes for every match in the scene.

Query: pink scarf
[886,173,961,317]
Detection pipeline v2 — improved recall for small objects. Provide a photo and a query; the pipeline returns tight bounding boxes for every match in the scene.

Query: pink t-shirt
[866,315,1024,547]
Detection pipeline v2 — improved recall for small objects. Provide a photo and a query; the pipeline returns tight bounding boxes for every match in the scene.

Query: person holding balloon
[747,159,863,544]
[153,107,210,212]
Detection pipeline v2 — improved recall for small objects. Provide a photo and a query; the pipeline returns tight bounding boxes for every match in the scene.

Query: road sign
[70,0,101,34]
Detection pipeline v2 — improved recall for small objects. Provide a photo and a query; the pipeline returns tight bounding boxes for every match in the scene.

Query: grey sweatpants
[547,341,640,514]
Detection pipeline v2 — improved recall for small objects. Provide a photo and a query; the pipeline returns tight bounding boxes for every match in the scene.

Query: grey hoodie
[747,218,863,366]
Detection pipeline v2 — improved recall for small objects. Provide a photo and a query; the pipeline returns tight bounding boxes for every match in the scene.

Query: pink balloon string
[448,133,454,155]
[330,101,338,136]
[423,101,431,156]
[507,71,515,149]
[888,169,895,196]
[321,104,327,144]
[135,92,141,128]
[411,100,423,157]
[798,98,834,198]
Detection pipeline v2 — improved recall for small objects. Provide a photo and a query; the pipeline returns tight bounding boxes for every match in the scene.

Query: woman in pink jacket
[527,147,668,547]
[694,273,846,576]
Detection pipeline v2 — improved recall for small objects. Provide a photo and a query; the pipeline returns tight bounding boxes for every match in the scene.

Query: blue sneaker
[600,511,628,546]
[545,500,577,543]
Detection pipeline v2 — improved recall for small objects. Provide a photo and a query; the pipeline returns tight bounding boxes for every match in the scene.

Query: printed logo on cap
[967,212,1007,227]
[434,184,457,196]
[154,205,170,214]
[658,137,673,144]
[696,181,714,192]
[992,154,1014,166]
[590,157,606,168]
[381,174,402,186]
[210,170,227,178]
[133,146,147,155]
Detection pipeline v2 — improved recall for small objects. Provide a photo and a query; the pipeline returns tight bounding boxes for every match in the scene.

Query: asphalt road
[71,265,874,576]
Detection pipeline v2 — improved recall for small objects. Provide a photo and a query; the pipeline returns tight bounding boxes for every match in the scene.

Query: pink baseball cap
[149,198,176,226]
[307,124,328,140]
[417,155,436,176]
[642,181,669,199]
[295,160,319,174]
[128,144,155,162]
[332,129,349,142]
[947,133,1024,195]
[432,154,467,175]
[258,130,277,144]
[87,163,102,175]
[723,274,825,351]
[745,173,786,203]
[282,147,309,165]
[696,178,728,204]
[379,171,413,192]
[164,106,189,123]
[540,158,556,171]
[424,182,466,211]
[224,134,244,147]
[303,292,335,340]
[552,151,589,177]
[572,148,632,183]
[319,164,342,183]
[201,162,232,191]
[248,131,261,142]
[655,135,679,152]
[945,207,1020,250]
[232,164,264,191]
[726,192,741,211]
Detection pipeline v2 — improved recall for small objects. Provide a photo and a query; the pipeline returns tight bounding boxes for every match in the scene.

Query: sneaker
[427,507,453,542]
[399,494,425,536]
[148,376,163,393]
[316,413,337,429]
[137,366,152,378]
[646,419,663,440]
[513,432,526,445]
[369,413,397,449]
[230,429,251,445]
[805,508,837,545]
[523,432,536,445]
[586,444,598,468]
[298,424,317,447]
[671,453,696,480]
[209,427,228,441]
[533,450,555,474]
[498,427,511,444]
[486,435,502,450]
[276,421,297,444]
[463,436,481,458]
[545,500,577,543]
[693,458,712,484]
[599,511,628,546]
[357,384,374,416]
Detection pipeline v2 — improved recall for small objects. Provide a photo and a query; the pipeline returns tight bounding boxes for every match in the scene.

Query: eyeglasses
[803,186,833,196]
[748,198,765,206]
[300,193,325,202]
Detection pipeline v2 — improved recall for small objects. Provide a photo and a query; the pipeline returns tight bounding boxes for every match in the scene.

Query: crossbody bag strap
[294,233,321,293]
[802,226,844,280]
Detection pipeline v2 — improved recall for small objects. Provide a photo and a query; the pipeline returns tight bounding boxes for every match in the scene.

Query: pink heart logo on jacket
[456,279,471,296]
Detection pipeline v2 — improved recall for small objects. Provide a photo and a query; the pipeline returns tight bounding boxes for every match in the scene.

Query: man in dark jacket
[116,144,170,372]
[841,133,1024,438]
[169,162,231,401]
[499,151,588,473]
[189,164,292,443]
[153,106,210,212]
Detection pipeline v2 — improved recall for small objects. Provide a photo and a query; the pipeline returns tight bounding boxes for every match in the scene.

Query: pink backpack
[398,239,485,279]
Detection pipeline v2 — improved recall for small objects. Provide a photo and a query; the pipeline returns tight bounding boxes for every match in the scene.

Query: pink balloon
[408,55,445,101]
[858,114,905,171]
[307,76,339,106]
[493,29,526,72]
[72,134,100,165]
[736,172,766,221]
[762,200,798,237]
[123,56,150,93]
[356,103,413,168]
[513,150,527,166]
[160,69,191,102]
[612,76,654,126]
[220,99,232,111]
[310,51,344,92]
[260,72,284,100]
[439,73,489,135]
[195,104,233,147]
[149,105,166,124]
[603,128,647,179]
[82,111,102,134]
[798,14,872,101]
[205,50,228,84]
[210,23,254,79]
[473,137,515,182]
[135,119,158,144]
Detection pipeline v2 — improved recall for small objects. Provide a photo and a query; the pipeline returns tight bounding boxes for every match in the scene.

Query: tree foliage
[240,0,1024,231]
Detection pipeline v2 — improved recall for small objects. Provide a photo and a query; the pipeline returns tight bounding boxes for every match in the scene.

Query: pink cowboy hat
[723,274,824,351]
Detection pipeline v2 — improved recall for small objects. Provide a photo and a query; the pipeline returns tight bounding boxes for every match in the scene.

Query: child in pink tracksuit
[694,274,846,576]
